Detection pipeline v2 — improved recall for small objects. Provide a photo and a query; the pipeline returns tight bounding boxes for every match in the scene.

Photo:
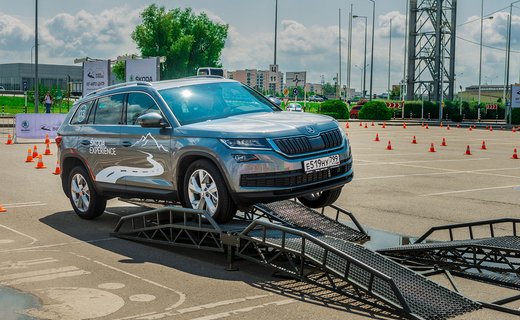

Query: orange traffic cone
[412,136,417,144]
[429,143,436,152]
[35,155,46,169]
[359,122,363,127]
[441,138,447,146]
[374,133,380,141]
[52,160,61,175]
[5,134,13,145]
[512,148,519,159]
[485,125,489,130]
[346,122,350,129]
[425,123,429,129]
[480,141,487,150]
[440,122,443,128]
[386,140,393,150]
[469,126,473,131]
[421,122,424,127]
[371,121,375,127]
[403,122,407,129]
[44,133,50,145]
[447,124,450,130]
[464,145,472,155]
[513,127,517,133]
[457,124,461,128]
[43,143,52,155]
[382,122,386,128]
[25,148,34,162]
[32,145,38,158]
[364,123,368,128]
[0,203,6,213]
[489,126,493,132]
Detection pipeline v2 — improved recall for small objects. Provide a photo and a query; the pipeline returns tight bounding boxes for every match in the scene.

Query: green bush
[512,109,520,125]
[451,114,463,122]
[403,101,439,119]
[358,101,392,120]
[319,99,348,119]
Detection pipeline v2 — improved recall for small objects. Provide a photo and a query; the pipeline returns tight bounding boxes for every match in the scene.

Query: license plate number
[303,154,340,173]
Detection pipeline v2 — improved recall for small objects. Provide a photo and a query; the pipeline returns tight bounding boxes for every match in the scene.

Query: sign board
[293,88,299,96]
[126,57,160,83]
[283,88,289,97]
[83,60,110,96]
[486,104,498,110]
[385,102,402,109]
[15,114,67,139]
[23,80,28,92]
[512,85,520,109]
[286,72,307,88]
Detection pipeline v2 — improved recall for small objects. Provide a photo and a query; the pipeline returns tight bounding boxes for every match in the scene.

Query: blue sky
[1,0,519,93]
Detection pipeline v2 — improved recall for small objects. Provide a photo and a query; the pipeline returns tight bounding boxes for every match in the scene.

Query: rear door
[78,94,124,188]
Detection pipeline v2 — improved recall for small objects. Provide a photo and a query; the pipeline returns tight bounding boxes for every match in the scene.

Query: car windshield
[159,82,279,125]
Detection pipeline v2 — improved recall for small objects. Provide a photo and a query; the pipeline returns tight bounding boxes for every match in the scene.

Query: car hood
[175,111,338,138]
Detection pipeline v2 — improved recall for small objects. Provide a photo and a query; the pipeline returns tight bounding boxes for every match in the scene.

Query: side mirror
[137,112,166,128]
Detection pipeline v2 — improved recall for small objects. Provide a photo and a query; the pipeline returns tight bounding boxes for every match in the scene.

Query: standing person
[44,92,53,113]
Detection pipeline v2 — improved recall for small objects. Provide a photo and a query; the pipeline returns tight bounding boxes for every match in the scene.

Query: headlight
[220,138,272,150]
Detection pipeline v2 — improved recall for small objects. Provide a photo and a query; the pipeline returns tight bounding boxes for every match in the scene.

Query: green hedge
[319,100,348,119]
[358,101,392,120]
[512,109,520,125]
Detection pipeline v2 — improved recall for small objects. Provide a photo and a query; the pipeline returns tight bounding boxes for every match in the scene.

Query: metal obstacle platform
[112,200,481,320]
[378,218,520,316]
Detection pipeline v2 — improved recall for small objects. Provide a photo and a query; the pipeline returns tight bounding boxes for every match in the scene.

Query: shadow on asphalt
[39,206,404,320]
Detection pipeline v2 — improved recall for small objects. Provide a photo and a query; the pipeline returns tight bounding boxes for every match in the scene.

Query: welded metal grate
[246,228,481,320]
[255,201,368,243]
[381,236,520,252]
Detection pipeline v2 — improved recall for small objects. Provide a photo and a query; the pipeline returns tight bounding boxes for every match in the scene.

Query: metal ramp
[378,218,520,316]
[238,220,480,320]
[111,200,482,320]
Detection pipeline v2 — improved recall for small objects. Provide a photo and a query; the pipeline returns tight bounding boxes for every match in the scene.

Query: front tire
[67,166,106,219]
[183,159,237,223]
[297,187,343,208]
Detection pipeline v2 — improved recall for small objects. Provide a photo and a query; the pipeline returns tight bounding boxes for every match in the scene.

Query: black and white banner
[126,57,160,83]
[15,114,67,139]
[512,85,520,109]
[83,60,110,96]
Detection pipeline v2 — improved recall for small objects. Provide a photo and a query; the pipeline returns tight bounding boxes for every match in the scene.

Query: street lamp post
[505,0,520,124]
[368,0,375,100]
[477,1,494,121]
[34,0,39,113]
[387,18,392,101]
[353,15,367,98]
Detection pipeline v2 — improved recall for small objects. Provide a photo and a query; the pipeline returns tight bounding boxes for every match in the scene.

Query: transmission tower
[406,0,457,102]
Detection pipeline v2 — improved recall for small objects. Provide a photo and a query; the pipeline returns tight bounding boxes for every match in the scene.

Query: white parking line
[420,185,520,197]
[0,224,38,245]
[356,158,491,165]
[2,201,47,208]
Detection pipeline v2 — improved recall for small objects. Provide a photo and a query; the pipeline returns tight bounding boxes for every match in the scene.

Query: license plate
[303,154,340,173]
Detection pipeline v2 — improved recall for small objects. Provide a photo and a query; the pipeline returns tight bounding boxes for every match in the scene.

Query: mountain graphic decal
[131,133,168,152]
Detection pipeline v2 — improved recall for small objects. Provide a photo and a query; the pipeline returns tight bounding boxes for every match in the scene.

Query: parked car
[57,77,353,223]
[349,105,363,119]
[266,95,282,107]
[309,95,324,102]
[286,103,303,112]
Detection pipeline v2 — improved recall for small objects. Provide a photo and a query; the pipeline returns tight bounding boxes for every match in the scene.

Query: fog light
[233,154,259,162]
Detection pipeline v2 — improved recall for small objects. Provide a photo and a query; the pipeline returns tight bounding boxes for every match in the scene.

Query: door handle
[122,141,132,147]
[80,140,90,146]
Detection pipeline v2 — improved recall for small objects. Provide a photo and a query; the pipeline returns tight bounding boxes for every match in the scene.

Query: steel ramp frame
[379,218,520,316]
[237,220,480,320]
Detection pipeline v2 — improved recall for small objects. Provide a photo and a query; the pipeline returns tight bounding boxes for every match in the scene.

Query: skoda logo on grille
[306,126,315,134]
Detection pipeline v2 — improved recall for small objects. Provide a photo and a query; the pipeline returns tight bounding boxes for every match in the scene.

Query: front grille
[273,128,343,155]
[240,160,351,188]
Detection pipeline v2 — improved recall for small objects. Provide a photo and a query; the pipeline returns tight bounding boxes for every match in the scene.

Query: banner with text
[512,85,520,109]
[126,57,160,83]
[83,60,110,96]
[15,114,67,139]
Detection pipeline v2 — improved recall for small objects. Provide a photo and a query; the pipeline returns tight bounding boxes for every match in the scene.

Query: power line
[456,35,520,53]
[456,5,510,27]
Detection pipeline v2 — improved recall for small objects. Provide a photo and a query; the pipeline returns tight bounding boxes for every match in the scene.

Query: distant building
[305,83,323,95]
[459,84,507,103]
[228,64,283,93]
[0,63,82,92]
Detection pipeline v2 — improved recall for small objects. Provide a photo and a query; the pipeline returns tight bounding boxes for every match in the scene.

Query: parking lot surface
[0,122,519,319]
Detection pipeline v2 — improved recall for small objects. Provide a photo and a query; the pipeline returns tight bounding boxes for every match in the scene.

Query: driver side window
[126,93,160,125]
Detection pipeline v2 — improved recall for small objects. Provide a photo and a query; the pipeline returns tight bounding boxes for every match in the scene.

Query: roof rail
[185,75,224,79]
[86,81,153,97]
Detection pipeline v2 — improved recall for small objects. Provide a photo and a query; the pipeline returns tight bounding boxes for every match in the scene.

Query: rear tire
[67,166,106,219]
[183,159,237,223]
[297,187,342,208]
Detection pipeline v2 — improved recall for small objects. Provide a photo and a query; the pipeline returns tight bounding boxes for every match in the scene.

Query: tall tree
[132,5,228,79]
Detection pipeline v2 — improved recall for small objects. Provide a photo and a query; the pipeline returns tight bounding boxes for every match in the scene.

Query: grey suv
[57,77,353,223]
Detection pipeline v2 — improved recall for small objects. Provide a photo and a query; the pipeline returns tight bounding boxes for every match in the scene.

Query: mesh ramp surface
[380,236,520,252]
[255,200,368,242]
[247,229,481,320]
